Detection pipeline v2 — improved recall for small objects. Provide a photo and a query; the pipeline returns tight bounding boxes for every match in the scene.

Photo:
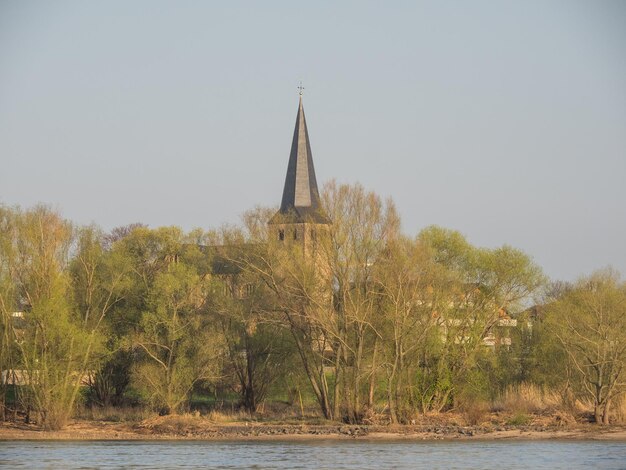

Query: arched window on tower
[278,229,285,241]
[293,228,299,240]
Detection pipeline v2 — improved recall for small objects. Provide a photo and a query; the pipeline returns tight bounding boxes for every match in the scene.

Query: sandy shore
[1,420,626,442]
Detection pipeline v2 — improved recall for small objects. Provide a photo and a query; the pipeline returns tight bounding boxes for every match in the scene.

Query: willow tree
[546,270,626,424]
[416,226,545,411]
[69,225,132,407]
[0,206,18,421]
[128,228,225,414]
[0,206,128,429]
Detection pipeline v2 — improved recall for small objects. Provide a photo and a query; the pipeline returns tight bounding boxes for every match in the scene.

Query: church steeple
[270,95,330,225]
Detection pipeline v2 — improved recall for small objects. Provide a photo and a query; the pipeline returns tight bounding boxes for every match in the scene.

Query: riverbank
[1,418,625,441]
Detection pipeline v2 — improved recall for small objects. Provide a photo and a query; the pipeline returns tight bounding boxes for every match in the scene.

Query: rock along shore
[1,420,626,442]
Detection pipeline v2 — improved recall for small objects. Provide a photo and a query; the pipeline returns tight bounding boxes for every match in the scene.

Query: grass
[205,409,251,423]
[460,402,489,426]
[47,385,619,429]
[506,413,532,426]
[614,394,626,424]
[137,413,208,434]
[492,383,561,414]
[75,405,154,423]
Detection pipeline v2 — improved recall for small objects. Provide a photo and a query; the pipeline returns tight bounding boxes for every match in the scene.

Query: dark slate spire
[271,96,330,224]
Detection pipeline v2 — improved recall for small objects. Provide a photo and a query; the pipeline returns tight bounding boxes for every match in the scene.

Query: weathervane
[298,82,305,96]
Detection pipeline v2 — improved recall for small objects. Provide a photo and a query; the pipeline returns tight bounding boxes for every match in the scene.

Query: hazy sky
[1,1,625,281]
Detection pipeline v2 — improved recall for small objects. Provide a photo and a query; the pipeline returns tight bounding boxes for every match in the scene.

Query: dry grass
[138,413,207,434]
[205,410,251,423]
[464,405,489,426]
[75,406,154,423]
[492,383,561,414]
[136,411,256,434]
[614,394,626,424]
[574,397,595,415]
[458,401,489,426]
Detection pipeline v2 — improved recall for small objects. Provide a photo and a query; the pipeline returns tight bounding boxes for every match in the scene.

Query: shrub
[507,413,531,426]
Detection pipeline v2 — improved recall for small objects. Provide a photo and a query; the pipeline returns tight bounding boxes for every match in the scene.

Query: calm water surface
[1,440,626,469]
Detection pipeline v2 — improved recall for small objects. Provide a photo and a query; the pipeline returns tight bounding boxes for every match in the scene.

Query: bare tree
[321,181,400,422]
[211,230,293,413]
[373,236,438,423]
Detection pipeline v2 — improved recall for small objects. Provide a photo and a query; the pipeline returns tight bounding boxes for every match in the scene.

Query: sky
[1,0,625,282]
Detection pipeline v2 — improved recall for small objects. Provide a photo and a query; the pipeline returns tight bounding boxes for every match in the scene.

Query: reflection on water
[1,440,626,469]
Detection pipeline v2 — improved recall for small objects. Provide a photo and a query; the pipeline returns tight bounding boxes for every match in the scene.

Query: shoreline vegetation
[3,406,626,441]
[2,418,626,442]
[2,192,626,433]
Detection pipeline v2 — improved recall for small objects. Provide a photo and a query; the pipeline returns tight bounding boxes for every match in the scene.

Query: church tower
[269,93,331,250]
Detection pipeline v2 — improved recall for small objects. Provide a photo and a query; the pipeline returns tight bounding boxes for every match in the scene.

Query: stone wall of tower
[273,221,327,253]
[272,221,332,279]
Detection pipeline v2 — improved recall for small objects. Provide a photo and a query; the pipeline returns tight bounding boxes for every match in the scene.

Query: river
[1,440,626,469]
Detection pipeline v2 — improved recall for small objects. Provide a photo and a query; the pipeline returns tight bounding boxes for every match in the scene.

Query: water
[1,440,625,469]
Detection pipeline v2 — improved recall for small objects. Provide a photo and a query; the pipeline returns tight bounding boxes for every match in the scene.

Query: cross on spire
[298,82,305,96]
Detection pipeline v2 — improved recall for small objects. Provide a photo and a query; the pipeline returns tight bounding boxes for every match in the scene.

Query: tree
[0,206,18,421]
[0,206,127,429]
[130,229,224,414]
[211,229,294,414]
[70,226,132,407]
[321,181,401,422]
[228,207,337,420]
[101,225,192,408]
[415,226,545,411]
[546,269,626,424]
[372,236,439,423]
[216,287,293,413]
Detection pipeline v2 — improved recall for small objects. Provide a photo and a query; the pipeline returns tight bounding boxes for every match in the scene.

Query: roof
[197,243,257,275]
[269,96,331,225]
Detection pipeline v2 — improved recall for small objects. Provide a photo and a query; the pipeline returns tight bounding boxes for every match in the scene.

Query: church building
[269,93,331,252]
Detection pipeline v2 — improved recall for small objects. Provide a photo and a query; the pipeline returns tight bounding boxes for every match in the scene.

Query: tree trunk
[332,344,342,420]
[387,378,398,424]
[367,339,378,409]
[289,324,333,420]
[352,331,364,423]
[318,367,333,420]
[602,398,611,425]
[387,354,399,424]
[243,343,257,413]
[594,402,602,424]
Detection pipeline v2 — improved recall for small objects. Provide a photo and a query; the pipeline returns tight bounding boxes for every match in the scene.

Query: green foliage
[507,412,532,426]
[85,349,133,407]
[0,206,111,429]
[131,238,225,414]
[410,226,546,414]
[3,191,620,429]
[545,270,626,424]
